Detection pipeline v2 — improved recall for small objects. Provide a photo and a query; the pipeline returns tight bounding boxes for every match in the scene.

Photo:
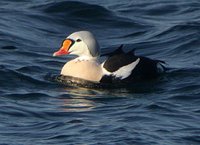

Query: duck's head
[53,31,100,58]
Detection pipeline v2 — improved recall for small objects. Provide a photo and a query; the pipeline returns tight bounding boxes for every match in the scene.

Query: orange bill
[53,39,73,56]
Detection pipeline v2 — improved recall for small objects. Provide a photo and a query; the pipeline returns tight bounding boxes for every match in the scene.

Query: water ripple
[1,0,200,145]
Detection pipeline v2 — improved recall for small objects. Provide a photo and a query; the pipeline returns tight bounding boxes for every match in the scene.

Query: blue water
[1,0,200,144]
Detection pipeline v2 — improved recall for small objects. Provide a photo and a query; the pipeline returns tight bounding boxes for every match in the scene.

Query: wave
[0,66,53,88]
[3,92,51,99]
[31,1,145,29]
[42,1,112,17]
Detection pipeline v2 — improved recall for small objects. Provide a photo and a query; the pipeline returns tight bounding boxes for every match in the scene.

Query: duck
[53,31,166,84]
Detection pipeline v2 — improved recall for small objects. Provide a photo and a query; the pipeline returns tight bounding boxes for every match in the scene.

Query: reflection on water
[61,98,95,112]
[56,86,143,112]
[57,87,101,112]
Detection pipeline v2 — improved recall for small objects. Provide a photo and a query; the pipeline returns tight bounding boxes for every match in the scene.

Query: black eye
[76,39,82,42]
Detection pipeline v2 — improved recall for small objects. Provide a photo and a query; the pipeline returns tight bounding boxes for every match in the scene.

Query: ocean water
[0,0,200,144]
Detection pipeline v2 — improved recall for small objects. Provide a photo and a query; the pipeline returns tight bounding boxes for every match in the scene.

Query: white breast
[61,60,103,82]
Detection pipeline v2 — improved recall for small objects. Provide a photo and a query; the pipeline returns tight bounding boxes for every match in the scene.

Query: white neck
[74,55,99,62]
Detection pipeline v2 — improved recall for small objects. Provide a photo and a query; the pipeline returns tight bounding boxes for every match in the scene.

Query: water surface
[0,0,200,144]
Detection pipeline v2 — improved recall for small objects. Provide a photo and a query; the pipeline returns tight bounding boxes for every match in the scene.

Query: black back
[101,45,166,83]
[103,46,138,72]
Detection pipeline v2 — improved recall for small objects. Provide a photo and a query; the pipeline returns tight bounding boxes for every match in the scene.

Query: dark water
[1,0,200,144]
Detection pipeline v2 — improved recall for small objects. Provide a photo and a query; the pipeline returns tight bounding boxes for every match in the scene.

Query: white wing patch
[101,58,140,79]
[113,58,140,79]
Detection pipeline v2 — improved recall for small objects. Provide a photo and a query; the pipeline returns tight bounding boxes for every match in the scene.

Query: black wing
[102,45,138,72]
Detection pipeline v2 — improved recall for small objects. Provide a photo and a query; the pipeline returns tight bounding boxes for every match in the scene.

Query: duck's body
[100,48,165,83]
[53,31,166,84]
[61,57,102,82]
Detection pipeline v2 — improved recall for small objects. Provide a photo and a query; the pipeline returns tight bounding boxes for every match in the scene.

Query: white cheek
[69,42,90,56]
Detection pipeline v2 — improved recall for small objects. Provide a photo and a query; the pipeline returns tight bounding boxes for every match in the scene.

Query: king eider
[53,31,166,84]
